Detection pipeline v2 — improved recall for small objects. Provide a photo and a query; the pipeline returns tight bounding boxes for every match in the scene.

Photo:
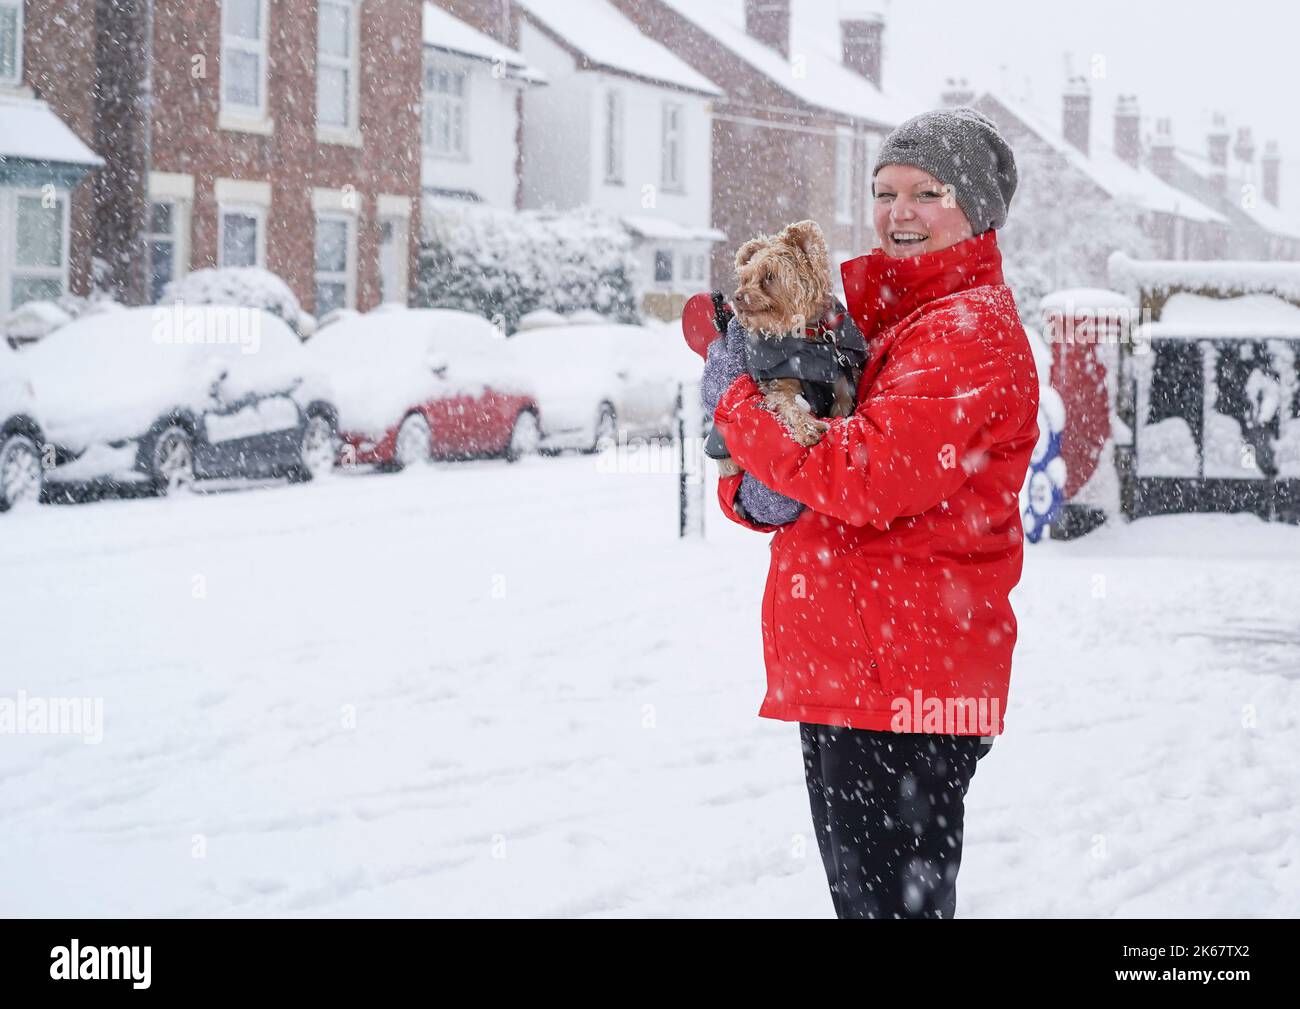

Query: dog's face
[732,220,831,337]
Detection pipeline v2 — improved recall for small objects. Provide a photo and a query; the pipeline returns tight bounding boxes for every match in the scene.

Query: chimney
[1114,94,1140,168]
[939,76,974,107]
[840,13,884,88]
[1262,140,1280,207]
[1207,112,1230,195]
[1233,126,1255,165]
[1150,117,1175,180]
[745,0,790,60]
[1062,75,1091,157]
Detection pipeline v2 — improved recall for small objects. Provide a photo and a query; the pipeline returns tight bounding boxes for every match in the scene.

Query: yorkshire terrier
[712,219,865,477]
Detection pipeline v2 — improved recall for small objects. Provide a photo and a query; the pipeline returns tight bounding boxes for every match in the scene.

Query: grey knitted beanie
[873,106,1018,233]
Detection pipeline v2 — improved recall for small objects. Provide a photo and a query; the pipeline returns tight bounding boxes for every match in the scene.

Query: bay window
[0,189,71,315]
[423,59,467,159]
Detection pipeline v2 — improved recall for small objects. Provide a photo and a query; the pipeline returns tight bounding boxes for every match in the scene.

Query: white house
[421,2,547,210]
[514,0,725,319]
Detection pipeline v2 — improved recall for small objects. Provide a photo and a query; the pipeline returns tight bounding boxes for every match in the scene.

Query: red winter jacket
[711,229,1039,736]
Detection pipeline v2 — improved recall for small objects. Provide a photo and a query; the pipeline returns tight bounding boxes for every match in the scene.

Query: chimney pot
[1062,75,1091,157]
[1114,94,1141,169]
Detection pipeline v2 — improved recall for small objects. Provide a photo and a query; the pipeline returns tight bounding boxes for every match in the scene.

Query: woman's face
[872,164,974,258]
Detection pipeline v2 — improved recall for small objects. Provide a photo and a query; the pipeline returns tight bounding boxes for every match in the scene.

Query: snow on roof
[1109,250,1300,304]
[981,90,1226,225]
[1160,291,1300,326]
[0,97,102,166]
[622,214,726,243]
[519,0,722,96]
[656,0,919,128]
[1171,147,1300,240]
[1038,288,1135,315]
[422,3,547,84]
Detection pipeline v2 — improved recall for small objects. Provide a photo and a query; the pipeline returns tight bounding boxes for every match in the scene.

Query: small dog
[718,219,865,475]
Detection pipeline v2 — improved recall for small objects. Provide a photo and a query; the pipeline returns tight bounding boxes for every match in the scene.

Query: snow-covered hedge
[417,202,640,334]
[162,267,315,338]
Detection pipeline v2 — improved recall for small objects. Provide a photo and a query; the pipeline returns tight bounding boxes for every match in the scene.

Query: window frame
[422,55,469,161]
[221,0,270,122]
[217,202,266,269]
[603,88,625,185]
[653,248,673,286]
[316,0,361,141]
[0,0,24,88]
[1,188,72,316]
[313,211,355,315]
[145,198,192,304]
[660,101,685,193]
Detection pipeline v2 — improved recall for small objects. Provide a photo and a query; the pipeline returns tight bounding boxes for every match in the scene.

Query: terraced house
[1,0,424,319]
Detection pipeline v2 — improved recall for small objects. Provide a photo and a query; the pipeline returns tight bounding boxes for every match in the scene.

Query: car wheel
[294,413,338,482]
[0,434,42,512]
[588,402,616,454]
[151,425,195,495]
[506,410,541,462]
[393,413,433,470]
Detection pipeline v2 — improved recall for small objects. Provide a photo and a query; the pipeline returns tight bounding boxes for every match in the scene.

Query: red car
[308,309,541,468]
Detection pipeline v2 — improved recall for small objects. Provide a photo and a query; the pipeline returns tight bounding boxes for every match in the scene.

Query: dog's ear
[734,237,767,271]
[781,220,828,270]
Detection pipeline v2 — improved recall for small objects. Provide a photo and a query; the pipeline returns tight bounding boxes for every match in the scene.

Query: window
[314,214,353,314]
[654,249,673,284]
[661,102,684,191]
[0,0,23,86]
[317,0,358,133]
[222,0,268,118]
[835,131,853,223]
[2,191,69,312]
[378,217,407,305]
[146,201,184,303]
[604,89,624,184]
[219,206,263,268]
[423,59,467,158]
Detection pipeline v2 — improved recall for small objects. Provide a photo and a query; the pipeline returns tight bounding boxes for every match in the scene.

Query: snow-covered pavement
[1,449,1297,917]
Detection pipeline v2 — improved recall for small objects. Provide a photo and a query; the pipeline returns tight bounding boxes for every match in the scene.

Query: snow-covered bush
[162,267,312,338]
[417,202,640,333]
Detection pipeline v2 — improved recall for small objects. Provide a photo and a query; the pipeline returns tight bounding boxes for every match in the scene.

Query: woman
[706,108,1039,918]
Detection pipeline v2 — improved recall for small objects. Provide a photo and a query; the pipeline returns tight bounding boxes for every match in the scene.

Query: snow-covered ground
[1,449,1297,917]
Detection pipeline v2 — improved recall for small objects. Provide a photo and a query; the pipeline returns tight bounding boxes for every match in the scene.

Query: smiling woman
[872,165,973,257]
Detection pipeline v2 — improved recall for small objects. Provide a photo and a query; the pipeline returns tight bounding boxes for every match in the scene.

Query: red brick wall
[149,0,422,313]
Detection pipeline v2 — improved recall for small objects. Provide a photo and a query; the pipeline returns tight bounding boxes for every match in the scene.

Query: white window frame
[316,0,361,145]
[313,211,355,314]
[603,88,624,185]
[422,55,469,161]
[0,0,24,88]
[217,203,266,269]
[220,0,270,127]
[0,187,72,316]
[145,199,186,303]
[661,101,685,192]
[376,194,411,307]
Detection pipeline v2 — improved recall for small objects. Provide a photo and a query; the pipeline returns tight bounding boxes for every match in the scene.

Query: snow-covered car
[19,305,339,498]
[0,341,45,513]
[309,308,541,468]
[503,323,700,452]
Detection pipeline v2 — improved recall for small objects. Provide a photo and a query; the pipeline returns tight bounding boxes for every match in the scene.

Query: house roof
[656,0,919,129]
[519,0,723,97]
[622,213,726,243]
[423,3,547,84]
[0,97,102,167]
[1171,145,1300,241]
[979,89,1227,226]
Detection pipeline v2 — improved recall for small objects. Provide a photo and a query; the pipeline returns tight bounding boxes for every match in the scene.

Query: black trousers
[800,723,992,919]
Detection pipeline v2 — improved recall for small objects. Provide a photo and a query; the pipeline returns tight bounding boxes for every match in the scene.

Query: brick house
[0,0,102,318]
[3,0,425,321]
[1147,114,1300,260]
[968,80,1230,263]
[609,0,920,297]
